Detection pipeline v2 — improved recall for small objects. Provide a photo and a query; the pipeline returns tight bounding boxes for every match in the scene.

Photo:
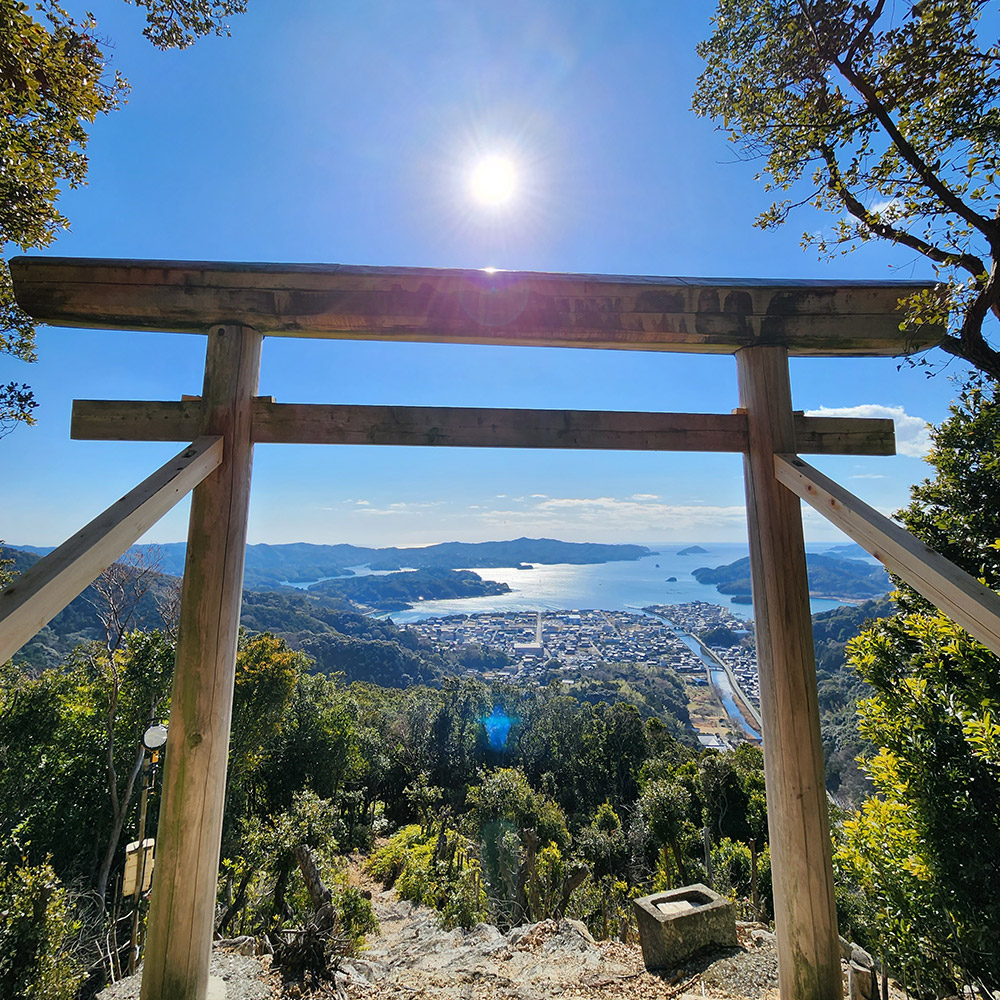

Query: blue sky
[1,0,971,548]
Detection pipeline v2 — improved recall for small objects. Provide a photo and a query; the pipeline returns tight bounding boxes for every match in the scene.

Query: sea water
[386,542,860,624]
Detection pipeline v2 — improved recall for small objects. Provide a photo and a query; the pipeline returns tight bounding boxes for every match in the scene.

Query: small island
[677,545,709,556]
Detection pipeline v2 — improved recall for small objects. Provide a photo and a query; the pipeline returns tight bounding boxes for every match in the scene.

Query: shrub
[366,824,488,929]
[0,860,82,1000]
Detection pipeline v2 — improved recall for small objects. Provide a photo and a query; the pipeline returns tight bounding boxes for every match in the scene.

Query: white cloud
[355,501,445,517]
[867,196,904,218]
[804,404,931,458]
[850,473,885,480]
[630,493,661,501]
[480,495,746,533]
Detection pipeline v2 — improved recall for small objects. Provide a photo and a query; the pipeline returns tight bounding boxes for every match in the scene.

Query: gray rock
[562,918,596,945]
[849,959,879,1000]
[216,936,257,956]
[339,958,381,983]
[749,928,775,948]
[851,946,875,969]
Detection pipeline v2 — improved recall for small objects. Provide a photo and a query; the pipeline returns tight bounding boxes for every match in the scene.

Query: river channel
[653,618,762,742]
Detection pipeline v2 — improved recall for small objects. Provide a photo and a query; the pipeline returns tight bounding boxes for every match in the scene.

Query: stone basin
[633,883,736,971]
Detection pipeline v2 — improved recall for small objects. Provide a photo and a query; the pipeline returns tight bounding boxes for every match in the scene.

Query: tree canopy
[693,1,1000,379]
[0,0,246,435]
[836,380,1000,993]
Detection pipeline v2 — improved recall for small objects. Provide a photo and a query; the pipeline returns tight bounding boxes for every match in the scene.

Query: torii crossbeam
[5,257,999,1000]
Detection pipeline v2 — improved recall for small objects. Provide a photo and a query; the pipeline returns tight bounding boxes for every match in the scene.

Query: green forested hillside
[3,549,512,680]
[693,553,889,601]
[810,596,895,803]
[1,546,180,673]
[27,538,654,588]
[1,629,767,985]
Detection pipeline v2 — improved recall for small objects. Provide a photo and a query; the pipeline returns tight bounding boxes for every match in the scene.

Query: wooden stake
[737,346,842,1000]
[776,454,1000,655]
[140,326,262,1000]
[0,436,222,665]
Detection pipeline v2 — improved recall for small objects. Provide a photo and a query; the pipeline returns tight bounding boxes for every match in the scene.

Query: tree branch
[819,145,988,276]
[843,0,887,66]
[799,1,1000,242]
[935,329,1000,381]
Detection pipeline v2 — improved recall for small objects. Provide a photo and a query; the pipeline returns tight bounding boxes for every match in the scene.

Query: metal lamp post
[127,723,168,976]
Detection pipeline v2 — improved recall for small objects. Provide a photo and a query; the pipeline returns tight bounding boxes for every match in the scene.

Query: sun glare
[469,155,517,206]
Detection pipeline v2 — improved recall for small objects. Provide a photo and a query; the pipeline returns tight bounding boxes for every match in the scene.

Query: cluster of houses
[409,603,762,713]
[648,601,761,707]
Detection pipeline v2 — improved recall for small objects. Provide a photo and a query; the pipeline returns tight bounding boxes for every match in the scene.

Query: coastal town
[408,601,762,745]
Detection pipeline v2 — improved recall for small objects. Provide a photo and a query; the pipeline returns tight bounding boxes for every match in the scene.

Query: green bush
[366,824,488,929]
[711,837,751,898]
[565,873,639,942]
[365,824,424,886]
[336,886,379,949]
[0,860,82,1000]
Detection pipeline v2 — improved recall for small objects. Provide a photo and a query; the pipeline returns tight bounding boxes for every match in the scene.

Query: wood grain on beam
[0,436,223,664]
[255,403,749,450]
[71,398,896,455]
[72,398,207,441]
[739,349,842,1000]
[142,326,261,1000]
[791,414,895,456]
[776,454,1000,656]
[11,256,939,356]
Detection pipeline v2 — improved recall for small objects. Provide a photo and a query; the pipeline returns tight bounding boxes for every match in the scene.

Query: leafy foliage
[0,859,82,1000]
[0,0,246,434]
[837,383,1000,993]
[367,824,489,930]
[811,595,896,803]
[694,1,1000,378]
[839,613,1000,993]
[897,377,1000,597]
[2,597,779,986]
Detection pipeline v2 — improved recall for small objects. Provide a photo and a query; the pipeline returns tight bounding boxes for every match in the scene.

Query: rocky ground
[101,858,855,1000]
[329,889,782,1000]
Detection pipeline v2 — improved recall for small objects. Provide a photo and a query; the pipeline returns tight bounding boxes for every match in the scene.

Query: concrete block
[633,883,737,971]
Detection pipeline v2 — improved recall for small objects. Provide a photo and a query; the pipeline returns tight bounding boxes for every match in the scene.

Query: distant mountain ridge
[1,545,511,679]
[8,537,652,589]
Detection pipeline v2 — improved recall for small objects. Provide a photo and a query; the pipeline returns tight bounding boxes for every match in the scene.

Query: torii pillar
[140,325,262,1000]
[738,345,841,1000]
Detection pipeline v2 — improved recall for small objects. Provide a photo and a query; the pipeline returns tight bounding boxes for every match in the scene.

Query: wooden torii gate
[5,257,1000,1000]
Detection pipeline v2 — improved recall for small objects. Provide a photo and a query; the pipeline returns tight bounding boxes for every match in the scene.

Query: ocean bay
[386,542,856,624]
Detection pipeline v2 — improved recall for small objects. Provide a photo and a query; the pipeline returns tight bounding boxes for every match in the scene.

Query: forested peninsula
[692,553,889,603]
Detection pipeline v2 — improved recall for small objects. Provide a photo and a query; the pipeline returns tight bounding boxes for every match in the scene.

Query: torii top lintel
[10,256,940,356]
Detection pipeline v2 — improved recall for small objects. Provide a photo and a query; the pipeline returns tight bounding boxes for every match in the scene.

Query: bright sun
[469,155,517,206]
